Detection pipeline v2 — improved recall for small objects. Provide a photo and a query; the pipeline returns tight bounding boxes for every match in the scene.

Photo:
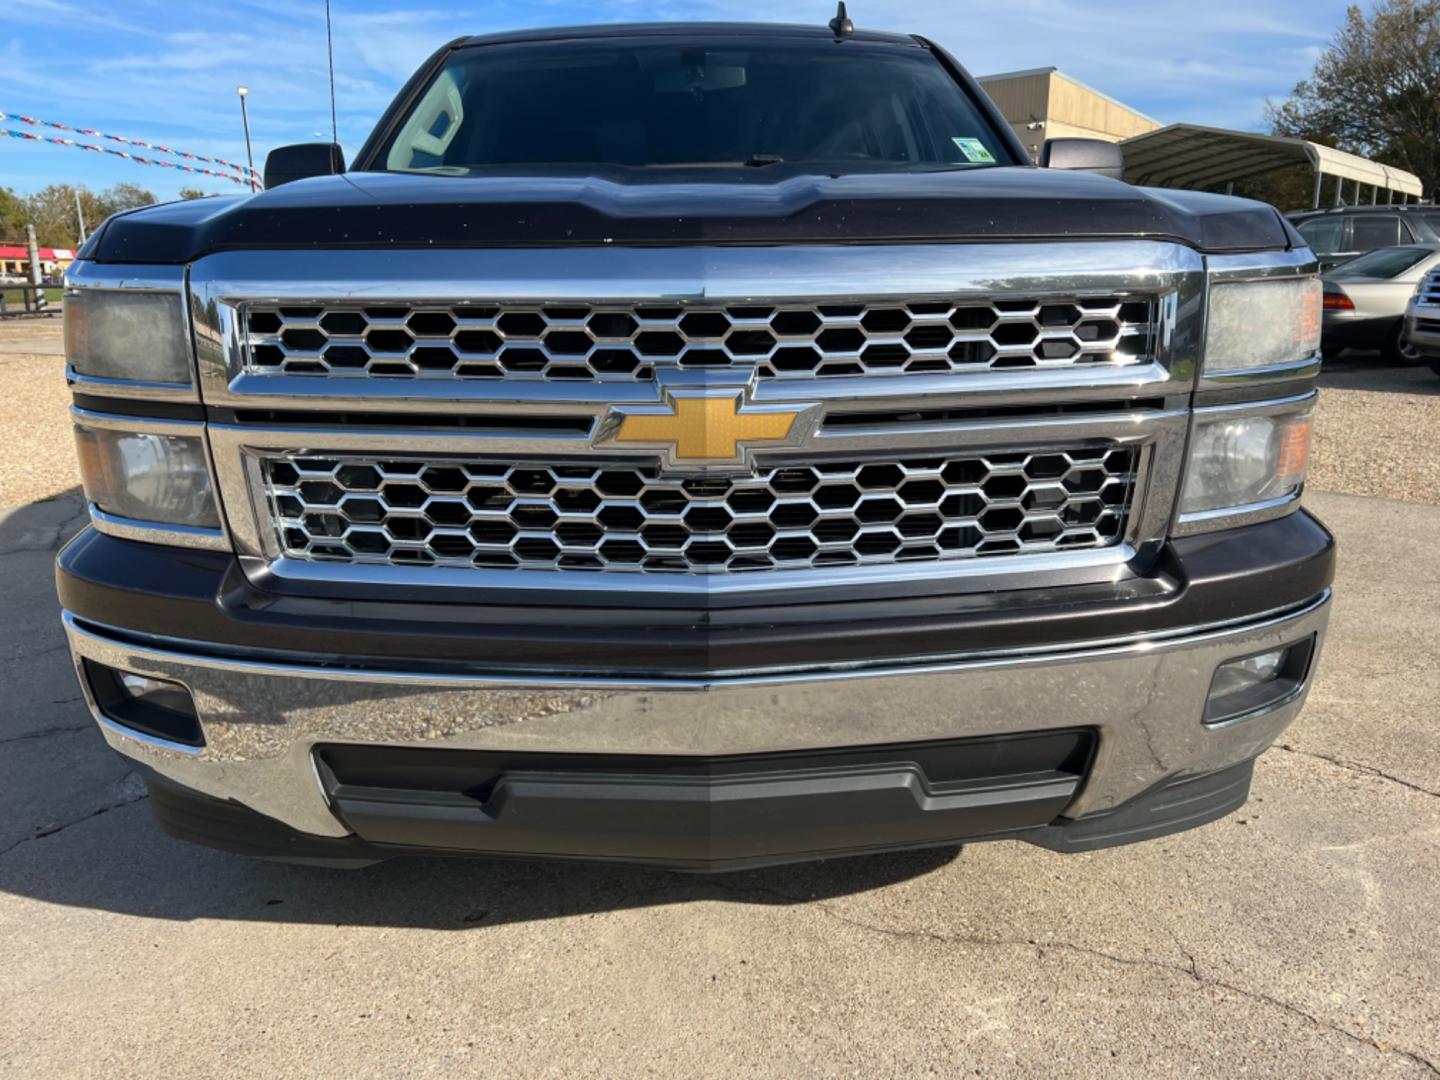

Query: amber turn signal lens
[1275,418,1312,482]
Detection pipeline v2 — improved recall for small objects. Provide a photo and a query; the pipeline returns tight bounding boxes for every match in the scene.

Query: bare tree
[1267,0,1440,195]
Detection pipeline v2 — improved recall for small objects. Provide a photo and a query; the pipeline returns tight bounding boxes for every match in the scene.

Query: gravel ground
[0,327,75,505]
[1311,356,1440,504]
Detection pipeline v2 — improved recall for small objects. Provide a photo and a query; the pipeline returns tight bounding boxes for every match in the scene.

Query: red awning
[0,246,74,259]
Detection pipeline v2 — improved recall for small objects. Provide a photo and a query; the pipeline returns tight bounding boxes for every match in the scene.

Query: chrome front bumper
[63,592,1331,841]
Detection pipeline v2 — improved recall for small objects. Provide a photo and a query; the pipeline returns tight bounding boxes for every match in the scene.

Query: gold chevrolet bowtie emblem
[616,395,799,459]
[603,389,817,467]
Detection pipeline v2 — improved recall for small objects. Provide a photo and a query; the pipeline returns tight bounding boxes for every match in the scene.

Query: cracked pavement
[1,479,1438,1073]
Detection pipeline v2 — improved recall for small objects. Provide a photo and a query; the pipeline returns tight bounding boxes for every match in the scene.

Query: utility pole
[25,223,41,286]
[74,189,87,244]
[237,85,255,190]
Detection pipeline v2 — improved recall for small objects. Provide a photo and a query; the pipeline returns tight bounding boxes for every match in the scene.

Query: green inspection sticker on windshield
[952,137,996,163]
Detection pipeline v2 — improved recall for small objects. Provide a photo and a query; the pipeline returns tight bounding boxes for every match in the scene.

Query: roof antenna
[829,1,854,37]
[324,0,338,145]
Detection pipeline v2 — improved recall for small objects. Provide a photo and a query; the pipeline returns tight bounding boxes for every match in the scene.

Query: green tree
[177,187,209,200]
[22,183,157,248]
[0,186,30,244]
[1266,0,1440,197]
[22,185,87,248]
[97,182,157,217]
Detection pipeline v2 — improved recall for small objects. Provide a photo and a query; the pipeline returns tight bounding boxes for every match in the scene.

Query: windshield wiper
[744,154,785,168]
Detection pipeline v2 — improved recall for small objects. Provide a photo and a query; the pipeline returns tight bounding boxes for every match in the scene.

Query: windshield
[379,39,1014,173]
[1328,246,1432,279]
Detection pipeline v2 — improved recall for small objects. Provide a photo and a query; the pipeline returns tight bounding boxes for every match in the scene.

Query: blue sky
[2,0,1352,201]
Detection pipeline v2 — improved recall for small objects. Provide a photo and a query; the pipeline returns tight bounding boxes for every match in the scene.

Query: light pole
[236,85,255,190]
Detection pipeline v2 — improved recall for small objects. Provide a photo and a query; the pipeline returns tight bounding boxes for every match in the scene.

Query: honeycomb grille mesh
[242,297,1158,382]
[263,448,1138,575]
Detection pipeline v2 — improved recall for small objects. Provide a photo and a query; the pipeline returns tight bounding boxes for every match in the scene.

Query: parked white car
[1323,245,1440,363]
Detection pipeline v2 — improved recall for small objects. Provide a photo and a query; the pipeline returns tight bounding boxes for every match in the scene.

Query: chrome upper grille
[242,296,1158,382]
[262,448,1137,575]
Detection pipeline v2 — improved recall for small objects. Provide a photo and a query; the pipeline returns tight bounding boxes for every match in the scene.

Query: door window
[1348,215,1401,251]
[1297,217,1344,254]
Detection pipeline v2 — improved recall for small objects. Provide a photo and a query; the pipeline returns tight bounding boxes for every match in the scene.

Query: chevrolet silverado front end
[56,22,1332,870]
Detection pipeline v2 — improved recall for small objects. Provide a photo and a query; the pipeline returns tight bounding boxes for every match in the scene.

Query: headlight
[74,420,221,530]
[1205,279,1321,373]
[63,289,192,386]
[1179,401,1313,518]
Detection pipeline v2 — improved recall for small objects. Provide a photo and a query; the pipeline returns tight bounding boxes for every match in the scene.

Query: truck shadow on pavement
[0,493,961,928]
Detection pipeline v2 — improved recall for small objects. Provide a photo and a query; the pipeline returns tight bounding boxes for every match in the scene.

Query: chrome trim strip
[213,361,1182,412]
[62,261,199,403]
[1175,490,1305,532]
[192,242,1203,303]
[1197,352,1322,387]
[95,714,207,757]
[256,545,1139,598]
[760,361,1178,407]
[1190,389,1317,416]
[66,367,197,401]
[87,506,230,552]
[64,591,1330,688]
[63,261,185,292]
[809,406,1187,448]
[69,405,207,437]
[1205,248,1319,283]
[66,589,1332,682]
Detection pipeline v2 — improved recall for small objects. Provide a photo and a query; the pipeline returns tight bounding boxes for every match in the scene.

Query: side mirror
[1040,138,1125,181]
[262,142,346,189]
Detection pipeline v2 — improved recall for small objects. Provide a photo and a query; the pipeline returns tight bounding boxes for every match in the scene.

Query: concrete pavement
[1,489,1437,1077]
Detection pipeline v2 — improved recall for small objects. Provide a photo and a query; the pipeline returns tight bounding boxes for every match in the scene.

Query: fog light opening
[82,659,205,748]
[1203,637,1315,727]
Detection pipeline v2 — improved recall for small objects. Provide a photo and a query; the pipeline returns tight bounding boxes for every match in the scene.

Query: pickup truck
[57,18,1333,871]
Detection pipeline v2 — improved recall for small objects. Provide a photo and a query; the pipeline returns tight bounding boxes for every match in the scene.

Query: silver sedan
[1321,244,1440,362]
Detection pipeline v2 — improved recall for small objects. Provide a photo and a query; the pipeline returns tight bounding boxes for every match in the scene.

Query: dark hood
[82,166,1297,263]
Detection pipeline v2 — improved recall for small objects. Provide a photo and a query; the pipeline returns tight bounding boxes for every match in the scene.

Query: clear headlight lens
[63,289,191,385]
[74,423,220,528]
[1205,279,1322,373]
[1180,405,1313,516]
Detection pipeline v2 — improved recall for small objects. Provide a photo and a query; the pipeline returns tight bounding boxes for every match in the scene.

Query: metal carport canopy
[1120,123,1422,200]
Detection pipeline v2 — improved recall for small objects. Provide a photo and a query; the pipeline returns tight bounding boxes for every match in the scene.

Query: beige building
[978,67,1161,161]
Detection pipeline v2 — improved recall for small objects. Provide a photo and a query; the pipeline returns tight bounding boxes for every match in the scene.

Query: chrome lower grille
[262,448,1138,575]
[242,296,1157,382]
